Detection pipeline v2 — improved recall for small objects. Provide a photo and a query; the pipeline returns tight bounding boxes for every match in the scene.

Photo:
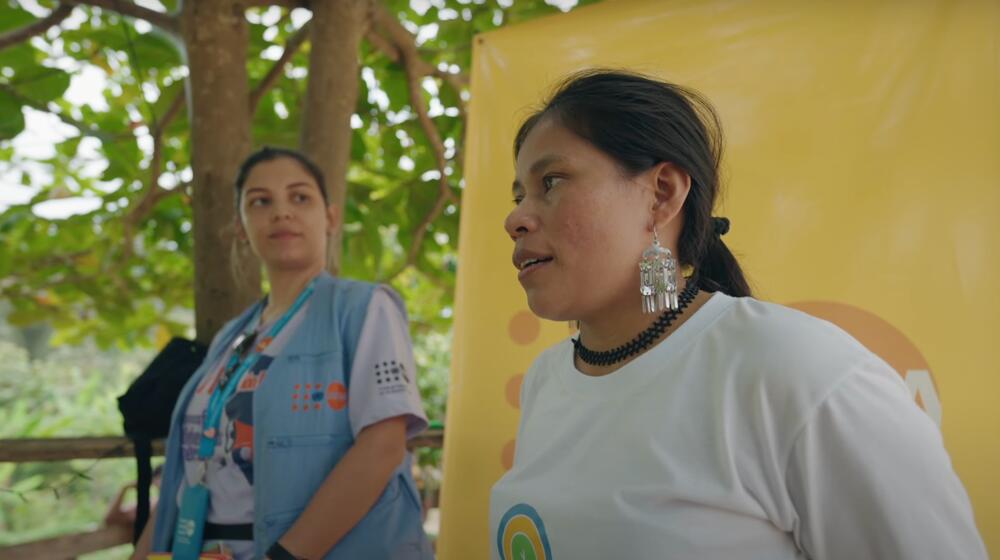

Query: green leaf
[438,81,461,110]
[0,89,25,139]
[0,5,38,33]
[406,180,441,230]
[381,67,410,112]
[0,43,39,74]
[132,29,183,69]
[9,66,72,104]
[351,129,367,160]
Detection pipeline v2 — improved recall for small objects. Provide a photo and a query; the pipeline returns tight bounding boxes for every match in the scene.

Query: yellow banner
[439,0,1000,556]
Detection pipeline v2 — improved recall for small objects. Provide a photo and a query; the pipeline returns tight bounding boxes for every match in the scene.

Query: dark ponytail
[514,70,751,297]
[698,217,750,296]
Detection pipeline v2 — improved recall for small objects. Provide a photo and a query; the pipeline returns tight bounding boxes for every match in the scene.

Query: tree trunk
[182,0,260,343]
[299,0,369,276]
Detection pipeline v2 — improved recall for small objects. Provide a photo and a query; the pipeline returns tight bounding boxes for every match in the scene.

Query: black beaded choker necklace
[572,282,701,367]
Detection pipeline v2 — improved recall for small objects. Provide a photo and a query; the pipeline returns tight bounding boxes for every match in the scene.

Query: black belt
[203,522,254,541]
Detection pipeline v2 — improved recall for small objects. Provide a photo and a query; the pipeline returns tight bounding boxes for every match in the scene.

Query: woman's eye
[512,195,524,205]
[293,193,310,203]
[249,197,269,207]
[542,175,563,191]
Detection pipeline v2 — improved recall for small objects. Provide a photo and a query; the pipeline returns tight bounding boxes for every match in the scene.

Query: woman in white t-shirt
[489,70,987,559]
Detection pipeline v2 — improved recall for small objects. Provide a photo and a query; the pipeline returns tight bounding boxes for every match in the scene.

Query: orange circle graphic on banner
[788,301,940,421]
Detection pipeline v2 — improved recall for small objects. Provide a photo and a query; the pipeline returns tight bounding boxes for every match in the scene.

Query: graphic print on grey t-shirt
[221,354,273,485]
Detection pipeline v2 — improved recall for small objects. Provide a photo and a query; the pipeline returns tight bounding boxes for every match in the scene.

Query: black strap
[133,437,152,544]
[267,540,302,560]
[204,522,254,541]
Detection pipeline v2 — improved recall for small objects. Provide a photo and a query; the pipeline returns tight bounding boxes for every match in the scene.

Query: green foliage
[0,324,453,554]
[0,340,154,558]
[0,0,597,347]
[412,328,451,469]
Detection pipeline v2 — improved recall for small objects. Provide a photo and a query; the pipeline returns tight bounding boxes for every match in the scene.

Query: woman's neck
[575,278,709,376]
[261,261,325,324]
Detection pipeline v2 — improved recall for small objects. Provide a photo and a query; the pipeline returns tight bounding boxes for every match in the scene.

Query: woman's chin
[525,291,573,323]
[261,254,321,273]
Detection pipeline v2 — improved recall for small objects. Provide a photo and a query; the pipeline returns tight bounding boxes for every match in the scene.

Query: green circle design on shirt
[497,503,552,560]
[510,533,538,560]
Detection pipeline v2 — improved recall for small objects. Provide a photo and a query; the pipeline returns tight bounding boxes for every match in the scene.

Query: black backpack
[118,337,207,542]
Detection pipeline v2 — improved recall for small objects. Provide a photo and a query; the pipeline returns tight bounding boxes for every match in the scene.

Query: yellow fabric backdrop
[438,0,1000,556]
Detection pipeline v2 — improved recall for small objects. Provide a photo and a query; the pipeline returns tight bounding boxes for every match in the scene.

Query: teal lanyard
[196,279,316,459]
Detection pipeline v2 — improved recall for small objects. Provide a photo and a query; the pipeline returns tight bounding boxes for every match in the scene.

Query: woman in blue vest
[132,147,433,560]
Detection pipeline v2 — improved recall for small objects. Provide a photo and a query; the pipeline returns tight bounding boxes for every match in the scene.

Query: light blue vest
[152,273,433,559]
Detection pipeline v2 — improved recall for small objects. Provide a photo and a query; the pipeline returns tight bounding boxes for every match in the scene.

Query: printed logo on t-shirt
[496,503,553,560]
[374,360,409,396]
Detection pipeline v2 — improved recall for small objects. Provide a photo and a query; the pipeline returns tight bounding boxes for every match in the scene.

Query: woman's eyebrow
[512,154,568,194]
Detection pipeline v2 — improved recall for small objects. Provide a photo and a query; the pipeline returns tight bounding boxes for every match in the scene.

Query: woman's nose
[504,203,537,241]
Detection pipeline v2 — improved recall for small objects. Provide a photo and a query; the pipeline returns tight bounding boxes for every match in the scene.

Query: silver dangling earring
[639,228,679,314]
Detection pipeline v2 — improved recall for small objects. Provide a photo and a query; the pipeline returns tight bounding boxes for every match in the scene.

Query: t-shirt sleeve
[346,285,429,440]
[785,359,987,559]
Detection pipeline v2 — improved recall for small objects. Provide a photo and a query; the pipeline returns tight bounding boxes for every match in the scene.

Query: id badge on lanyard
[172,481,209,559]
[171,279,315,558]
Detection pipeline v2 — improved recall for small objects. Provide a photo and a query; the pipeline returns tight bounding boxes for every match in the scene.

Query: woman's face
[238,157,335,272]
[504,118,656,322]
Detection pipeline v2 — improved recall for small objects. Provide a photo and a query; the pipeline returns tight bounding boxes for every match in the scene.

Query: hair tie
[712,217,730,236]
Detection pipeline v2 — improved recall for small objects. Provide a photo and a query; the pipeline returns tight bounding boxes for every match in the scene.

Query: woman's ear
[649,162,691,230]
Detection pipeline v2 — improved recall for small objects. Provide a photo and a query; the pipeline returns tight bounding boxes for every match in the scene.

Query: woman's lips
[518,257,553,281]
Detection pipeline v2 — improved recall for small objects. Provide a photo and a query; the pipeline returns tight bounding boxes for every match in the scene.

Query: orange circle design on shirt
[327,382,347,410]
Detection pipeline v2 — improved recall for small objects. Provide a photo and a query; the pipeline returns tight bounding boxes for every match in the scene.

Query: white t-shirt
[179,286,428,559]
[490,293,986,560]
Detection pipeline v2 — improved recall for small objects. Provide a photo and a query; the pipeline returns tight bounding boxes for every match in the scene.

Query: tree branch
[152,91,185,139]
[249,21,312,115]
[367,2,468,93]
[122,89,186,259]
[119,176,182,261]
[0,3,74,52]
[64,0,179,34]
[379,67,456,282]
[370,1,463,282]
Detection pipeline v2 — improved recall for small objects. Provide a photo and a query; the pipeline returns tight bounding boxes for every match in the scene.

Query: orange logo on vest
[789,301,941,426]
[327,382,347,411]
